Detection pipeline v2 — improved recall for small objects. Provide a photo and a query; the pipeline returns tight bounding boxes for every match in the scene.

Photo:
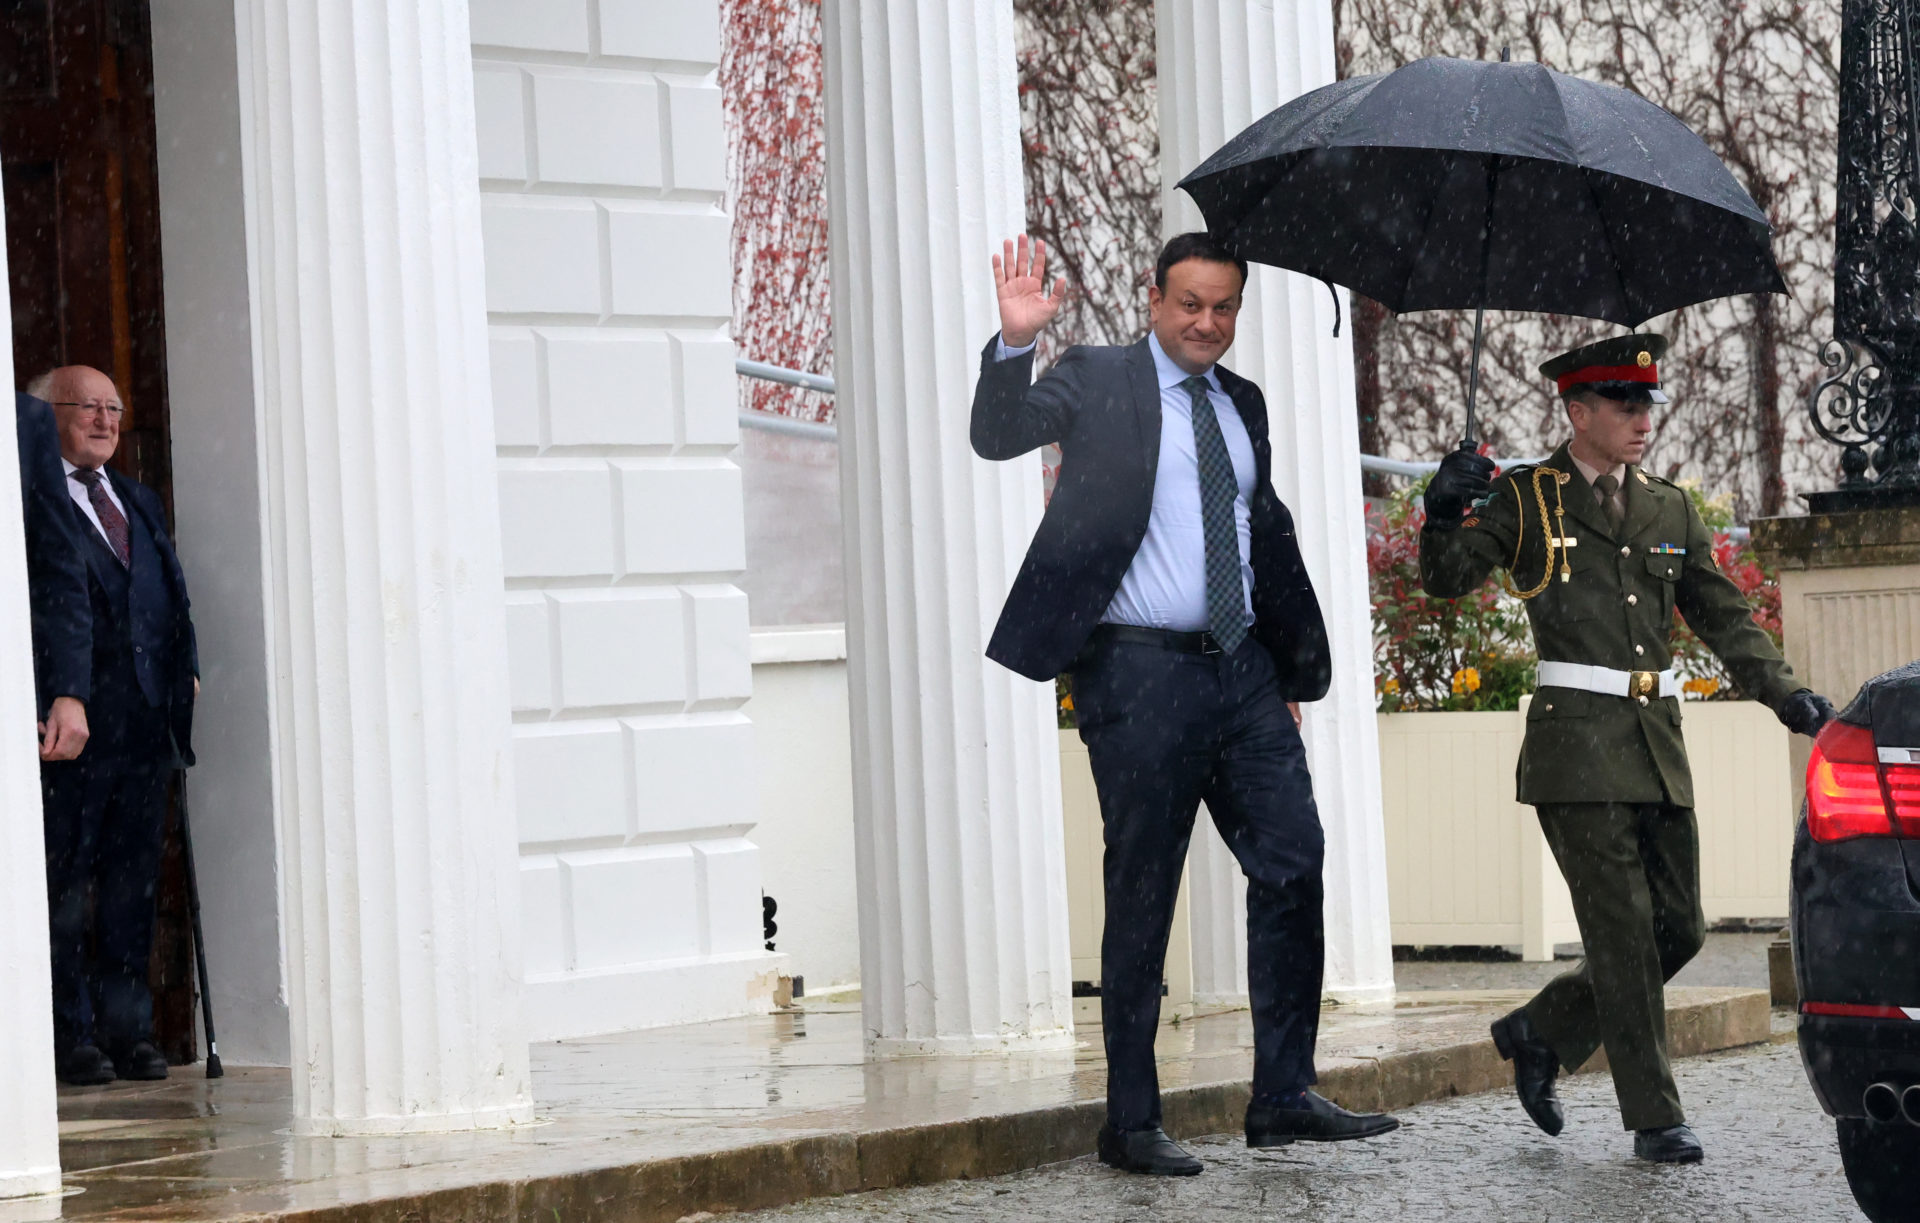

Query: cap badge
[1636,351,1653,368]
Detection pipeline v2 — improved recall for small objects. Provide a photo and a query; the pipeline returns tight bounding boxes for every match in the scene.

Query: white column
[1158,0,1396,1003]
[822,0,1076,1052]
[0,196,62,1201]
[238,0,534,1131]
[1187,827,1250,1004]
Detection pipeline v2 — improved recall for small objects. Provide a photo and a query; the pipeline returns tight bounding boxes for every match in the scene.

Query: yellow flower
[1382,677,1401,695]
[1682,677,1720,698]
[1060,693,1075,711]
[1451,667,1482,695]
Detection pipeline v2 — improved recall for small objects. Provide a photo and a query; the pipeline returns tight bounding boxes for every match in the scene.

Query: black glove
[1780,689,1838,738]
[1424,448,1496,529]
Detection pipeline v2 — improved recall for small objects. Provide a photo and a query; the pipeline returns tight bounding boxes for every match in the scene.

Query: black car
[1792,660,1920,1223]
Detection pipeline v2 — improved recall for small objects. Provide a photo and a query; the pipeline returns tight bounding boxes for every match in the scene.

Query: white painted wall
[745,629,860,992]
[470,0,781,1040]
[148,0,289,1066]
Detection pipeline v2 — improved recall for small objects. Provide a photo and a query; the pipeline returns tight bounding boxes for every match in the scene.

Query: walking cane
[175,769,223,1078]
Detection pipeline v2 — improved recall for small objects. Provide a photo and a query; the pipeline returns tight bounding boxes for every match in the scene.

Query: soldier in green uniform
[1419,334,1837,1164]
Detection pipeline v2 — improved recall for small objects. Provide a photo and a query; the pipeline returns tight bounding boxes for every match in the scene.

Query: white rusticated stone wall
[469,0,781,1040]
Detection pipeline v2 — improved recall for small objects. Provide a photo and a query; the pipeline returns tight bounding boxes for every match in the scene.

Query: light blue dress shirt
[997,331,1257,632]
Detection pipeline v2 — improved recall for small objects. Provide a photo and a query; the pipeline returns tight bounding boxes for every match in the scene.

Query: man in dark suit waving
[971,234,1397,1175]
[33,365,198,1085]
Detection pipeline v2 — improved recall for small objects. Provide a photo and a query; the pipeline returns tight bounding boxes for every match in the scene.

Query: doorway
[3,0,194,1064]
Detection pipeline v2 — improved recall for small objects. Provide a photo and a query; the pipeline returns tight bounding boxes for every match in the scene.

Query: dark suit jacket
[69,466,198,766]
[15,393,92,714]
[969,334,1332,700]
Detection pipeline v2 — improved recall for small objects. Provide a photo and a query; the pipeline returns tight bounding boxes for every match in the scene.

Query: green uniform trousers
[1523,801,1708,1131]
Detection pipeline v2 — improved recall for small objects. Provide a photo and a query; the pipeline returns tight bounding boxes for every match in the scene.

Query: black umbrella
[1177,53,1786,446]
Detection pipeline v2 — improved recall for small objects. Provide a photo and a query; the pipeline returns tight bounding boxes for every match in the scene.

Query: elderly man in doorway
[30,365,198,1086]
[970,234,1399,1176]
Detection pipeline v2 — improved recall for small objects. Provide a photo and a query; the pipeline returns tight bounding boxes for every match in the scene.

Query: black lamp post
[1807,0,1920,511]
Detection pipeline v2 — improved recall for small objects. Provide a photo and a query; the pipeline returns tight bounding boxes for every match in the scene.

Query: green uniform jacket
[1419,443,1804,806]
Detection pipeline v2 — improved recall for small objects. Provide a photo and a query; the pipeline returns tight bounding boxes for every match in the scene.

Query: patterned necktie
[72,468,131,567]
[1182,376,1247,654]
[1593,472,1624,536]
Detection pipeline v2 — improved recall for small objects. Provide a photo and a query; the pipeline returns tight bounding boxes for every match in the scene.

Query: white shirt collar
[1147,332,1223,394]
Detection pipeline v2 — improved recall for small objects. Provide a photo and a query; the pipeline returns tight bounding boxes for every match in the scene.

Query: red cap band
[1555,362,1660,392]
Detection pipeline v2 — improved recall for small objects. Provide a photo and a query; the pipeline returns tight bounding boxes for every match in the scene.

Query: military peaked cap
[1539,334,1671,404]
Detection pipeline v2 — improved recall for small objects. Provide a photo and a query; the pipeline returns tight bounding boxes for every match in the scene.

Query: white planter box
[1378,700,1795,959]
[746,640,1795,992]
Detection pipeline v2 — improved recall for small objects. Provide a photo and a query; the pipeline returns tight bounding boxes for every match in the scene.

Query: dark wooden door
[2,0,171,500]
[3,0,194,1066]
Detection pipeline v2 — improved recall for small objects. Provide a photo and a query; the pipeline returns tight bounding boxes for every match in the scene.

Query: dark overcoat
[70,467,199,765]
[15,392,93,713]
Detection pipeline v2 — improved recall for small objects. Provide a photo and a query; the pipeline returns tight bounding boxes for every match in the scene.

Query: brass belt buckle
[1630,670,1657,698]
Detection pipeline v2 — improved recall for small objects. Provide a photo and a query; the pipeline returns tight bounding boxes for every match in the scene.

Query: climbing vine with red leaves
[720,0,834,423]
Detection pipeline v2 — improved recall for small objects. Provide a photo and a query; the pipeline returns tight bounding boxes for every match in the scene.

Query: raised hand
[993,234,1068,348]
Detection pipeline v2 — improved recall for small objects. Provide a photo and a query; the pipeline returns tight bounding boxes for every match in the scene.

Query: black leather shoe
[55,1044,116,1086]
[1096,1124,1203,1175]
[1634,1124,1704,1163]
[109,1040,170,1081]
[1244,1091,1399,1146]
[1491,1008,1565,1137]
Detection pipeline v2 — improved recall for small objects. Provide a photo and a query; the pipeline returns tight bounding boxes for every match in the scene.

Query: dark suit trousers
[42,713,172,1055]
[1524,801,1707,1131]
[1074,633,1326,1130]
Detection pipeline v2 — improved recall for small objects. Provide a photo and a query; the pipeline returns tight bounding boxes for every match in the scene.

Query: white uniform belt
[1536,661,1680,700]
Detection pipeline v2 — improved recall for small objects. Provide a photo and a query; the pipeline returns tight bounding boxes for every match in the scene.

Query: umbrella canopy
[1176,56,1785,328]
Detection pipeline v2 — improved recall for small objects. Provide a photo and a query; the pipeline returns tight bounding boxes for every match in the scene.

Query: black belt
[1091,624,1230,655]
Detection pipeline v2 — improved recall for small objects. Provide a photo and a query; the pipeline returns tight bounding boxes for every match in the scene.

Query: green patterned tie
[1182,376,1247,654]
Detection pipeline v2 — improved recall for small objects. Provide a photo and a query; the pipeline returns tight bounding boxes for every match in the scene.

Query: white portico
[0,0,1384,1199]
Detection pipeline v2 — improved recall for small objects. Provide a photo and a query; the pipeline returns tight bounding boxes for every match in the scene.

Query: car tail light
[1883,763,1920,836]
[1806,721,1894,842]
[1801,1001,1920,1019]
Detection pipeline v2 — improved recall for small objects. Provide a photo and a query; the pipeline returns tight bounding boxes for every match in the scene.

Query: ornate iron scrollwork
[1808,0,1920,504]
[1809,338,1888,489]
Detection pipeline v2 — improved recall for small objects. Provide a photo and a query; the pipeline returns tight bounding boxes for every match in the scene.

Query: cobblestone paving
[737,1042,1862,1222]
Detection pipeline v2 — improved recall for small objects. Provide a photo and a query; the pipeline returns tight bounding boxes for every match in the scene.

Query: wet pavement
[6,939,1777,1221]
[734,1042,1855,1222]
[1394,930,1780,993]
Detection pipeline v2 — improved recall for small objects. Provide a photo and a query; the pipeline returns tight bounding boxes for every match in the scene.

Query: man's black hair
[1153,232,1248,292]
